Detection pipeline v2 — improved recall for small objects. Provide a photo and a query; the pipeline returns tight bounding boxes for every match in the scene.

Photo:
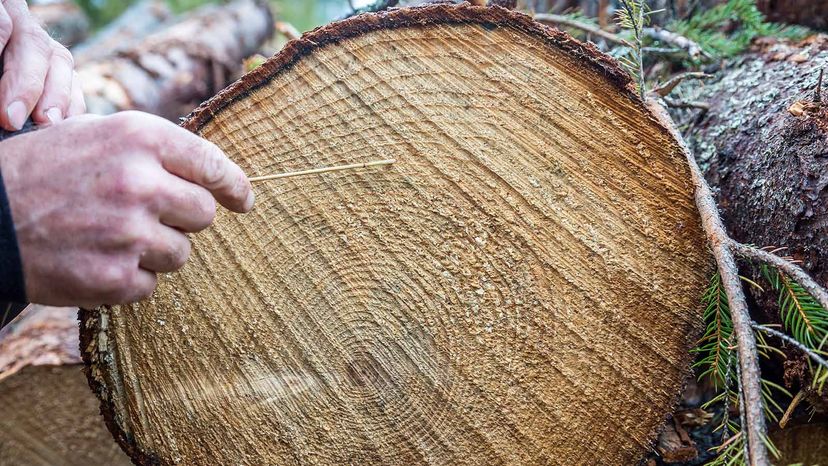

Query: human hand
[0,0,85,131]
[0,111,254,307]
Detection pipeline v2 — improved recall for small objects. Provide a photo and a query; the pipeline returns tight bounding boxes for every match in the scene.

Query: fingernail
[6,101,26,131]
[244,189,255,212]
[46,107,63,125]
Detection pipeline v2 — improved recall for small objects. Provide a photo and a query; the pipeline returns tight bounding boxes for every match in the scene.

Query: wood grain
[82,5,712,465]
[0,306,130,466]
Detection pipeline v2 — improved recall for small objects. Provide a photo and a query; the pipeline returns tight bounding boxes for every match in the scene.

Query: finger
[138,226,191,273]
[156,122,254,213]
[157,173,217,233]
[0,6,12,53]
[67,71,86,117]
[32,41,74,125]
[0,0,52,131]
[109,269,158,305]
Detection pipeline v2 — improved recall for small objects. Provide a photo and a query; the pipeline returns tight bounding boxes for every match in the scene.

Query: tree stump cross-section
[81,5,713,465]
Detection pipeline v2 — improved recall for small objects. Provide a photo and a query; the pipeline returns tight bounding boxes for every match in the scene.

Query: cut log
[29,0,90,47]
[78,0,274,120]
[0,306,130,466]
[770,421,828,464]
[81,5,712,465]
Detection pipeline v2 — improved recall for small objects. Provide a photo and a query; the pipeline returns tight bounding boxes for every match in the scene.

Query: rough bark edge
[79,307,163,466]
[0,306,81,382]
[180,3,637,133]
[84,5,706,465]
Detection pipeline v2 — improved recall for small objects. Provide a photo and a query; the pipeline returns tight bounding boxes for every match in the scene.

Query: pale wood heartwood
[81,5,712,465]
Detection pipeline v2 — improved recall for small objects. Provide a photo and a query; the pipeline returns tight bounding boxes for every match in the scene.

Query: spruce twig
[649,101,770,466]
[751,323,828,373]
[733,242,828,313]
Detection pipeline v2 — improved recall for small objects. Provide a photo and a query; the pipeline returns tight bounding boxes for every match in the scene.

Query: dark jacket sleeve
[0,165,26,327]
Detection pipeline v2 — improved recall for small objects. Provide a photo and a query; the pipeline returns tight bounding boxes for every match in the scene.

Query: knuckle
[107,166,155,204]
[105,112,154,144]
[168,238,191,270]
[95,264,130,294]
[51,42,74,67]
[191,191,217,228]
[200,152,226,187]
[19,24,51,56]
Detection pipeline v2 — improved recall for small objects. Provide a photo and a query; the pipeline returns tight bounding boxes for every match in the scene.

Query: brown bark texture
[82,5,712,465]
[680,37,828,408]
[79,0,274,120]
[0,306,131,466]
[756,0,828,31]
[683,37,827,299]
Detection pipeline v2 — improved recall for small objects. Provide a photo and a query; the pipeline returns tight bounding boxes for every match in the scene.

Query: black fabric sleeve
[0,164,26,318]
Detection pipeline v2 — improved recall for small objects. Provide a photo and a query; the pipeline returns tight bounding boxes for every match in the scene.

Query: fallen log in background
[72,0,173,65]
[30,0,90,47]
[770,420,828,464]
[680,36,828,408]
[82,5,712,465]
[79,0,274,120]
[0,306,130,466]
[0,2,275,463]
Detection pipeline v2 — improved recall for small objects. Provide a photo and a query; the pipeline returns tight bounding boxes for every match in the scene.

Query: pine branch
[694,273,736,389]
[648,101,771,465]
[733,242,828,314]
[759,265,828,349]
[668,0,809,59]
[751,323,828,372]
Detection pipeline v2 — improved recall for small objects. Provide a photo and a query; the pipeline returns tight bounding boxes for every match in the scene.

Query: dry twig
[733,242,828,313]
[651,72,711,97]
[650,101,770,465]
[662,97,710,110]
[534,13,632,46]
[249,159,396,183]
[275,21,301,41]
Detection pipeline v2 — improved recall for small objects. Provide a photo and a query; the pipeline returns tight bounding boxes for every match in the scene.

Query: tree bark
[680,37,828,409]
[769,420,828,464]
[79,0,274,120]
[756,0,828,31]
[81,5,712,465]
[0,306,131,466]
[682,37,827,302]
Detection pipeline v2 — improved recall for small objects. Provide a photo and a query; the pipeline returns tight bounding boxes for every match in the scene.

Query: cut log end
[0,307,131,466]
[82,5,712,465]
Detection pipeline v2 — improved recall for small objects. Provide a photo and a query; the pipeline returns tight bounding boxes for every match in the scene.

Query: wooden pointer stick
[249,159,396,183]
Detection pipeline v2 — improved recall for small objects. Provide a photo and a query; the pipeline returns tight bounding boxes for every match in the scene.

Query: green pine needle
[694,273,736,389]
[761,266,828,349]
[668,0,809,59]
[615,0,650,97]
